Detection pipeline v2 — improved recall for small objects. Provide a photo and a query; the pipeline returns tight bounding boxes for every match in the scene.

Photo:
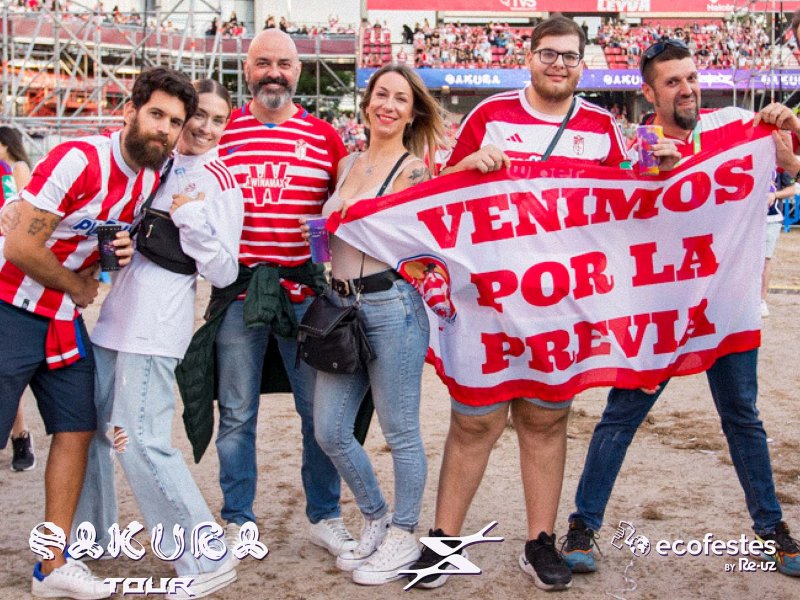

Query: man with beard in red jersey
[0,67,196,600]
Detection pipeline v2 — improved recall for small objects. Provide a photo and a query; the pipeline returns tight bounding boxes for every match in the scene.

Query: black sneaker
[404,528,467,589]
[519,531,572,591]
[11,430,35,472]
[561,517,598,573]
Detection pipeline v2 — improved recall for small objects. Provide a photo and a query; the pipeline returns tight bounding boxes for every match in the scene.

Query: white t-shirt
[92,148,243,358]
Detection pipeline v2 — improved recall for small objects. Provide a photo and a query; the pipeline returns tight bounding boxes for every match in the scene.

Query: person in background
[762,170,795,317]
[0,126,36,472]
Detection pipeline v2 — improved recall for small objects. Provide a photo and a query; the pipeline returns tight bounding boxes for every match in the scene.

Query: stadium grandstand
[3,0,800,155]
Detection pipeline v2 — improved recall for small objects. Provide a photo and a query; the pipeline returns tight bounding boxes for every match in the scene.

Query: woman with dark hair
[306,64,444,585]
[75,79,244,598]
[0,126,36,472]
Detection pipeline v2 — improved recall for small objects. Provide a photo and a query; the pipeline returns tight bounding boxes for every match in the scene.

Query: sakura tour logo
[29,520,268,595]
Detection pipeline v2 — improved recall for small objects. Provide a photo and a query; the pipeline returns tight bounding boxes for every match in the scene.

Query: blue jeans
[314,280,430,532]
[572,349,782,535]
[75,347,220,575]
[215,298,341,525]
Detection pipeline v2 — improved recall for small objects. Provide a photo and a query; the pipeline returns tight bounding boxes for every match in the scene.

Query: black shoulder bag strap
[132,157,174,234]
[540,97,576,162]
[352,150,411,299]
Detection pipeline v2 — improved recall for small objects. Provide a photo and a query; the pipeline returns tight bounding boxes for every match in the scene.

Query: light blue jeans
[314,279,430,532]
[214,298,341,525]
[75,346,221,575]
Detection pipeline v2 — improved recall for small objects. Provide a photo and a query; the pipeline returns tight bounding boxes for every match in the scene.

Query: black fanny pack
[134,158,198,275]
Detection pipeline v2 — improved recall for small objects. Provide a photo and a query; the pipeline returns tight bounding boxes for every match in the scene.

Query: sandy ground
[2,230,800,600]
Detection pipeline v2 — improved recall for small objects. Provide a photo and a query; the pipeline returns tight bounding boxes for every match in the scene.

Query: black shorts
[0,301,96,448]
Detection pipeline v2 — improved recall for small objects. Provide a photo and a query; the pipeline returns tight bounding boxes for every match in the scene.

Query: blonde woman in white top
[309,64,444,585]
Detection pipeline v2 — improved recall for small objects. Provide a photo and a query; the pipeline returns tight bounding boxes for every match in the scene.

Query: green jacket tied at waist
[176,261,326,463]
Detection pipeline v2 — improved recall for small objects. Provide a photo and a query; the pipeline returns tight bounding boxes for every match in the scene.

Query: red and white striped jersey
[219,103,347,267]
[654,107,754,159]
[446,89,628,168]
[0,131,158,320]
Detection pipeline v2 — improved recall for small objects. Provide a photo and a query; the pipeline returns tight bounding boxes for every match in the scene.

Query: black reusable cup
[96,224,122,272]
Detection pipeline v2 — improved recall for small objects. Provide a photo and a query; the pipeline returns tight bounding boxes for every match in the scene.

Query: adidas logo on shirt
[505,133,523,143]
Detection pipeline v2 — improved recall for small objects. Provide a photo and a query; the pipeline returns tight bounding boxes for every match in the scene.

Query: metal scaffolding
[0,1,356,159]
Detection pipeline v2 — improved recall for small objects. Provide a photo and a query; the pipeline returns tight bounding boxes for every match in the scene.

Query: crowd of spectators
[361,16,799,71]
[361,21,530,69]
[597,18,795,71]
[332,113,367,152]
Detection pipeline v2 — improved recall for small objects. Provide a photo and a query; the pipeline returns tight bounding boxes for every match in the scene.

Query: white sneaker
[335,512,392,571]
[309,517,358,556]
[31,558,111,599]
[165,555,237,599]
[352,526,421,586]
[761,299,770,317]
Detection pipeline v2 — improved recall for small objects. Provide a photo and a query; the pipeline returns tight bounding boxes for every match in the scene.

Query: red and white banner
[366,0,797,13]
[330,127,775,405]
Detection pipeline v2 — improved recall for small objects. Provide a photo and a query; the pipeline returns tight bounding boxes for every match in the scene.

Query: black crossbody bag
[134,159,198,275]
[296,152,410,374]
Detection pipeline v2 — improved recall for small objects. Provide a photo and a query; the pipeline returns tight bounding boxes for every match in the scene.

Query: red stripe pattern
[0,132,158,319]
[219,104,348,267]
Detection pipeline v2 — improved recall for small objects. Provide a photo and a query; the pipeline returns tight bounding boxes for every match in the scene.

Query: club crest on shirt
[398,254,457,324]
[573,135,585,156]
[294,139,307,161]
[246,162,292,205]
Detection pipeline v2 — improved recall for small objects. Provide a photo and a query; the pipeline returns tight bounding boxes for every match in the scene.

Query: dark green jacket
[176,261,326,463]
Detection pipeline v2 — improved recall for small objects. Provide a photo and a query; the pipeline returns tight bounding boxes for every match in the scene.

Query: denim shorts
[0,301,96,448]
[450,395,573,416]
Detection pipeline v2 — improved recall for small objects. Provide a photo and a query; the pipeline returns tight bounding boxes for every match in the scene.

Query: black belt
[331,270,402,296]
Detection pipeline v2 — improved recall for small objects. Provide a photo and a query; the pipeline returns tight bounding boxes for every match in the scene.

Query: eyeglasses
[640,38,689,74]
[532,48,583,68]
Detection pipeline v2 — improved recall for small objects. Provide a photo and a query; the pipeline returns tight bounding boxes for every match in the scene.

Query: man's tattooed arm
[27,207,60,237]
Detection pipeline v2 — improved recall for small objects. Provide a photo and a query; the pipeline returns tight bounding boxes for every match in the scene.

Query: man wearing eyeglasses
[409,16,631,593]
[561,37,800,579]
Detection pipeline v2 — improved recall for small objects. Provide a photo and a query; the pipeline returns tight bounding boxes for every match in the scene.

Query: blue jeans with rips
[572,349,782,535]
[214,298,341,525]
[75,346,222,575]
[313,280,430,532]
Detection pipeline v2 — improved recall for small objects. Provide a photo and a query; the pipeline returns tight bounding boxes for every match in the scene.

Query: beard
[124,115,171,170]
[249,76,297,110]
[531,71,579,104]
[673,99,699,130]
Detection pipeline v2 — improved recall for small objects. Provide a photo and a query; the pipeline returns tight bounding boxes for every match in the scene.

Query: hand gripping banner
[330,126,775,405]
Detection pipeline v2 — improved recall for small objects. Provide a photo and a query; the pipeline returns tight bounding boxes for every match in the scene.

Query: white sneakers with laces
[164,555,237,599]
[352,526,421,586]
[31,558,111,600]
[309,516,358,557]
[335,512,392,571]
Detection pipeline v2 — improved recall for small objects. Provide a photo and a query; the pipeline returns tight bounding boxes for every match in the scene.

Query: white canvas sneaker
[335,512,392,571]
[31,558,111,599]
[352,526,421,586]
[164,555,237,599]
[309,517,358,556]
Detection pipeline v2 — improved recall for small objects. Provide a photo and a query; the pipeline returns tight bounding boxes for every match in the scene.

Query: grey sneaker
[11,430,35,471]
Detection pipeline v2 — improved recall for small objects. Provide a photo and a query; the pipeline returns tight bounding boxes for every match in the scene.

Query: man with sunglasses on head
[561,37,800,579]
[409,16,631,593]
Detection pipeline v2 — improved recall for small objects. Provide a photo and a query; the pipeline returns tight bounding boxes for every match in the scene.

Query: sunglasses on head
[640,38,689,73]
